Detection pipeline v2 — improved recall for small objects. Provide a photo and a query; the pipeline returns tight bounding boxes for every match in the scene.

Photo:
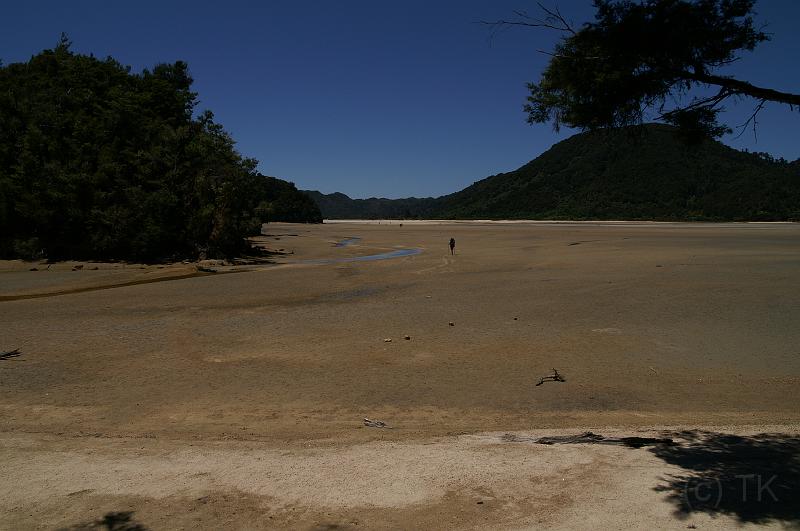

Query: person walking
[449,237,456,255]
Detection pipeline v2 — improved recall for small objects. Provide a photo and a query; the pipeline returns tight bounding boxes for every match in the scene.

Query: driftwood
[535,368,566,386]
[363,418,392,429]
[501,431,674,448]
[0,348,21,361]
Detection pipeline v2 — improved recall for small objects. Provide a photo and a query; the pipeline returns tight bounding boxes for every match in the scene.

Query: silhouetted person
[449,237,456,255]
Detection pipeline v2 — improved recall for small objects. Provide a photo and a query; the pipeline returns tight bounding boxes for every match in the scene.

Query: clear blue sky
[2,1,798,198]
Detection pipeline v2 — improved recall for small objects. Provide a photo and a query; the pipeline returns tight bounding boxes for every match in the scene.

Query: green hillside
[438,125,799,221]
[307,125,799,221]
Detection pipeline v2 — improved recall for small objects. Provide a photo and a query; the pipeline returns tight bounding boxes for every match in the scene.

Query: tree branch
[478,19,572,33]
[656,87,733,121]
[479,2,576,35]
[680,71,800,107]
[734,99,767,140]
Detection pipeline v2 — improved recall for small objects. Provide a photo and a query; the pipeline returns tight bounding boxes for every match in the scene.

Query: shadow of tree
[60,511,149,531]
[650,430,800,525]
[501,429,800,525]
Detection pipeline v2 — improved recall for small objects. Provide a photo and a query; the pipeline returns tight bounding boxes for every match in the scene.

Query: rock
[404,335,411,340]
[29,267,38,271]
[513,317,518,320]
[72,265,83,271]
[383,338,392,343]
[449,322,455,326]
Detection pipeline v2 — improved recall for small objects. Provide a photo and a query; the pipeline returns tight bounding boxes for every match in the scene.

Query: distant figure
[449,237,456,255]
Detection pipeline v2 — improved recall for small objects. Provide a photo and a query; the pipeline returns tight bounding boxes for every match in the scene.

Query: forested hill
[0,38,320,262]
[302,191,439,220]
[307,125,800,221]
[256,177,322,224]
[438,125,800,221]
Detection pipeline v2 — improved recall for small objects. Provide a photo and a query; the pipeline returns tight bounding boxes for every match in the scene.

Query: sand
[1,221,799,529]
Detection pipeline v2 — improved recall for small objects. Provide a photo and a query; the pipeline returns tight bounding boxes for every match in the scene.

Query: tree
[485,1,800,140]
[0,37,321,261]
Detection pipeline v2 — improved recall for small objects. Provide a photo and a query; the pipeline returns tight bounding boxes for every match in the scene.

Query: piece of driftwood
[501,431,674,448]
[535,368,566,386]
[363,418,392,429]
[0,348,22,361]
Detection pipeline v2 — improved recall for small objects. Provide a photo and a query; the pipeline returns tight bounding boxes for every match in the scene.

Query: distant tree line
[0,36,320,262]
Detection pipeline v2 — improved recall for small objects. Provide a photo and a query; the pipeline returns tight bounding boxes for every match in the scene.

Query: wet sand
[1,221,799,529]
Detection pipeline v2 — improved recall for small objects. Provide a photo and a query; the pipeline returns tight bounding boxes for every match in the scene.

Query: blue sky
[2,1,798,198]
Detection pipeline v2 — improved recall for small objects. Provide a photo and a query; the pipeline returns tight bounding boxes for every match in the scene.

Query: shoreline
[323,218,799,225]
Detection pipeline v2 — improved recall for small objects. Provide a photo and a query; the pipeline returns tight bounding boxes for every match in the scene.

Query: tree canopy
[489,0,800,140]
[0,37,320,261]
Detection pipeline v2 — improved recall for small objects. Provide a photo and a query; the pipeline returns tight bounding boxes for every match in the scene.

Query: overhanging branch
[681,71,800,107]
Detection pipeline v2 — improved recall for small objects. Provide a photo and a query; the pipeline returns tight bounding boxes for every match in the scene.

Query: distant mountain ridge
[302,191,440,220]
[305,124,800,221]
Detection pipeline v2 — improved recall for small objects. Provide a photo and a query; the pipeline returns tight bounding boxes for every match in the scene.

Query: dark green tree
[485,1,800,140]
[0,38,320,261]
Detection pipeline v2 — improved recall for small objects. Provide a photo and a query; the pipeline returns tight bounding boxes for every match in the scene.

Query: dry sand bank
[2,426,798,530]
[0,261,223,301]
[1,221,799,528]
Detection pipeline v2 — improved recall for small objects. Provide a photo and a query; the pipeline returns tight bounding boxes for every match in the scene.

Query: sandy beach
[2,221,799,529]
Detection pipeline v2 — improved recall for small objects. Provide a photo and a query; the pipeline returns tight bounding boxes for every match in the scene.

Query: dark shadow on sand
[650,430,800,525]
[502,429,800,525]
[60,511,149,530]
